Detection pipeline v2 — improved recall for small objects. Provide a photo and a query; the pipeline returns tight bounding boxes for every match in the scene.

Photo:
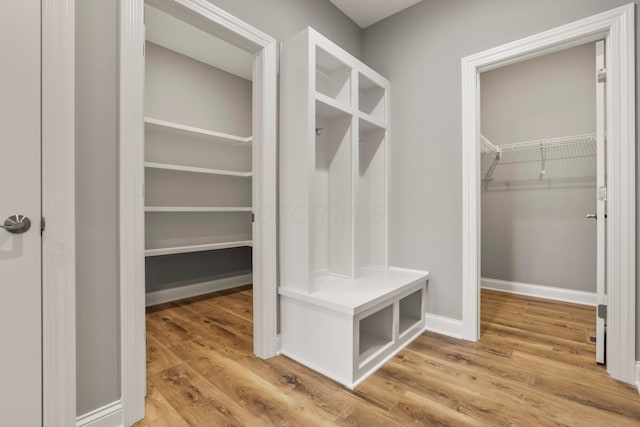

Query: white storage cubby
[279,27,429,388]
[358,72,386,123]
[358,304,393,363]
[316,46,352,107]
[143,5,253,293]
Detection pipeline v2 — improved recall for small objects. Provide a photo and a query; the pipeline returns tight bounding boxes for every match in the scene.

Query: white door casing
[0,1,42,425]
[462,4,635,383]
[595,39,606,365]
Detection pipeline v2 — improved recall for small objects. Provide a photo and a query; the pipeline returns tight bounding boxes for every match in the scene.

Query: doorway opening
[119,0,278,423]
[478,41,606,365]
[460,4,635,384]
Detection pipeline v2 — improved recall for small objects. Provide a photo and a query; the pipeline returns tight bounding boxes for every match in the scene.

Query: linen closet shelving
[279,27,430,389]
[144,4,253,302]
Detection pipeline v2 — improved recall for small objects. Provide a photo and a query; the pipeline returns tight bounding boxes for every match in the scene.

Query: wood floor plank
[136,287,640,426]
[390,390,491,427]
[169,342,337,426]
[150,363,267,426]
[134,382,189,427]
[146,333,184,376]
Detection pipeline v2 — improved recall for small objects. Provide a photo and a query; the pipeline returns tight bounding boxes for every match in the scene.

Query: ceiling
[328,0,424,28]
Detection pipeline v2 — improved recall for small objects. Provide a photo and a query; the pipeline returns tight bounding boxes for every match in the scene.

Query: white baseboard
[424,313,463,339]
[481,278,597,306]
[146,273,253,307]
[77,400,123,427]
[635,362,640,395]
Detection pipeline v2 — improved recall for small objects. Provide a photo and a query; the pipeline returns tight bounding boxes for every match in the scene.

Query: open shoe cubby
[279,27,429,389]
[280,271,426,388]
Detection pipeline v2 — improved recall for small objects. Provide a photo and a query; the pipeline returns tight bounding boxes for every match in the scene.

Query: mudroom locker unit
[143,4,255,306]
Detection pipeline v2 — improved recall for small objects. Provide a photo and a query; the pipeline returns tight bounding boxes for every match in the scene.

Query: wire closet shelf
[480,133,598,187]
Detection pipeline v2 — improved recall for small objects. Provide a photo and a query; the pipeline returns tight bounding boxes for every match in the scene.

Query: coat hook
[315,127,324,136]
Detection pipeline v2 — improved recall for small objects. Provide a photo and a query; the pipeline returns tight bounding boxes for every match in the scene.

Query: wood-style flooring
[135,287,640,426]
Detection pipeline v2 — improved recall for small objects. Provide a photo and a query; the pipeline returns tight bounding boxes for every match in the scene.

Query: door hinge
[40,217,45,235]
[251,212,255,222]
[597,68,607,83]
[598,304,607,320]
[598,186,607,201]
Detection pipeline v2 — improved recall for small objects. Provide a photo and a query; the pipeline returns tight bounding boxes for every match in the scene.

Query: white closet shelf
[145,240,253,257]
[279,267,429,315]
[145,206,252,212]
[315,92,353,119]
[359,113,386,132]
[144,162,252,177]
[144,117,252,143]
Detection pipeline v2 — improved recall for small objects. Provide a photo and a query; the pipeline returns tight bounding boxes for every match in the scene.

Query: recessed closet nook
[144,5,255,304]
[479,42,603,359]
[141,1,429,390]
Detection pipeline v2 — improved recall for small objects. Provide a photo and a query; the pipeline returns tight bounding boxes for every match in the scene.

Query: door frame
[461,4,635,383]
[119,0,279,424]
[42,0,76,425]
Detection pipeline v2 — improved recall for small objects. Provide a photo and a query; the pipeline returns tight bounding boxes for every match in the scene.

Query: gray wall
[480,43,597,292]
[75,0,362,418]
[205,0,363,59]
[362,0,637,321]
[76,0,120,416]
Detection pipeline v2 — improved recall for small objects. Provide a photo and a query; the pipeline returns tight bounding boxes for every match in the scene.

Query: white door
[594,40,607,364]
[0,1,42,425]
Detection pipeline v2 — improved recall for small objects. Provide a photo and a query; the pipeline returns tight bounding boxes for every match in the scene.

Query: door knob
[586,214,607,219]
[0,214,31,234]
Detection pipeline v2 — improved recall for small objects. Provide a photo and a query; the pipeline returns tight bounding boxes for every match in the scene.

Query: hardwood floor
[135,287,640,426]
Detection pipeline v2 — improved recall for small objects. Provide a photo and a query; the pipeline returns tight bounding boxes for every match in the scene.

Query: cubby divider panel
[399,288,424,337]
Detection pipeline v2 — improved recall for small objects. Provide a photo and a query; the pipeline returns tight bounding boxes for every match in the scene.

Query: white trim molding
[146,274,253,306]
[424,313,463,339]
[635,362,640,395]
[119,1,146,425]
[481,278,597,306]
[42,0,76,426]
[76,400,123,427]
[461,4,635,383]
[120,0,278,424]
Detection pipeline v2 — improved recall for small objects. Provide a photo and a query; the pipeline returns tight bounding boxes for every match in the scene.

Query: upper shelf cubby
[316,46,352,108]
[358,73,386,122]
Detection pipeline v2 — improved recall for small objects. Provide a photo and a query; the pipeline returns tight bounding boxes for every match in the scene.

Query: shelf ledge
[145,117,252,143]
[359,112,387,132]
[279,267,429,315]
[145,240,253,257]
[315,92,354,119]
[145,206,252,213]
[144,162,252,177]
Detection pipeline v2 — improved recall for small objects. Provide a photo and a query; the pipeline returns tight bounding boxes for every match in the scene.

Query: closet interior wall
[480,42,597,293]
[144,39,253,299]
